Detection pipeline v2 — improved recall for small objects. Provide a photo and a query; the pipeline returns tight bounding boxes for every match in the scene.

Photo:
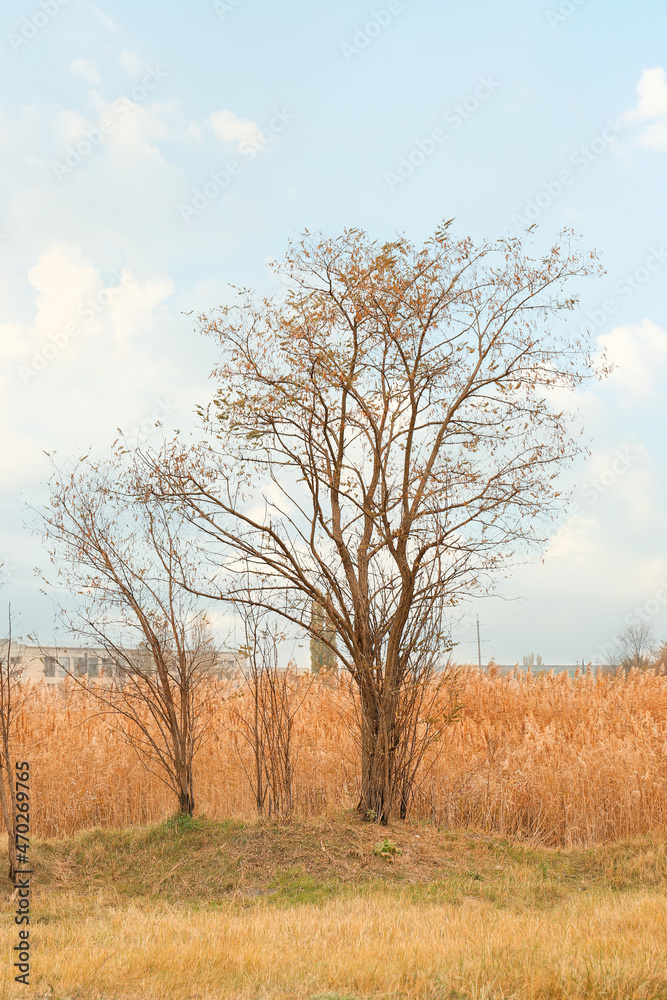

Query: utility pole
[476,615,482,671]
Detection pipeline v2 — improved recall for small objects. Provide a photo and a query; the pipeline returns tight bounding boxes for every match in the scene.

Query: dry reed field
[10,665,667,846]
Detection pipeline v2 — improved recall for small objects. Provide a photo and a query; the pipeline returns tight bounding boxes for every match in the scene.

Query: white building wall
[0,642,247,684]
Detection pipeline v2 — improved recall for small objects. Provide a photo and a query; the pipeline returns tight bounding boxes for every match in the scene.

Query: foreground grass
[2,813,667,999]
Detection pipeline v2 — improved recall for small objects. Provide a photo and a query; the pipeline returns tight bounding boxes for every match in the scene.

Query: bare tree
[392,662,463,821]
[653,638,667,670]
[230,600,310,819]
[36,450,221,817]
[139,223,605,823]
[610,621,656,672]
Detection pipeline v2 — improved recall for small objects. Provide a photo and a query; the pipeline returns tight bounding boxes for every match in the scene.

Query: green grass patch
[9,813,667,916]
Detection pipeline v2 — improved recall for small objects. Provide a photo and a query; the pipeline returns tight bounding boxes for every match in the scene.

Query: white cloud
[581,440,655,530]
[629,67,667,120]
[522,508,667,615]
[28,246,100,337]
[636,121,667,152]
[597,320,667,395]
[545,515,597,563]
[624,67,667,151]
[0,86,270,628]
[209,109,259,149]
[0,95,262,315]
[0,246,175,382]
[70,58,101,84]
[52,107,89,146]
[110,273,175,351]
[0,245,185,492]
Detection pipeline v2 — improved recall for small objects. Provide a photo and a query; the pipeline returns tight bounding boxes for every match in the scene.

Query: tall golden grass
[5,891,666,1000]
[11,666,667,846]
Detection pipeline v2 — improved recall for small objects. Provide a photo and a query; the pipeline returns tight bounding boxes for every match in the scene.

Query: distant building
[0,641,246,685]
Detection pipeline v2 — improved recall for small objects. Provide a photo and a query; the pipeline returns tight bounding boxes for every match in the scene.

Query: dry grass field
[11,665,667,846]
[1,815,667,999]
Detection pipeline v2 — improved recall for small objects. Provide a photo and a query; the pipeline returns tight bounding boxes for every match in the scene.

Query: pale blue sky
[1,0,666,664]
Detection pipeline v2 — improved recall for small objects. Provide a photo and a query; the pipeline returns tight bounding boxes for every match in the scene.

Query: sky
[1,0,666,666]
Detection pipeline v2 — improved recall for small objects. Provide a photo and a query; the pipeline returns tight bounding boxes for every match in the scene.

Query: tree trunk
[177,762,195,816]
[178,787,194,816]
[356,677,396,824]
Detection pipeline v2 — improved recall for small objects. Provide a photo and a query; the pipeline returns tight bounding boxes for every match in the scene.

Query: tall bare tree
[37,450,220,817]
[139,223,606,823]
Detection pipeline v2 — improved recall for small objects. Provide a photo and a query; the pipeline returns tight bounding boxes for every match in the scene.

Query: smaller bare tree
[36,449,222,818]
[653,638,667,670]
[392,662,463,821]
[230,602,310,819]
[610,622,656,672]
